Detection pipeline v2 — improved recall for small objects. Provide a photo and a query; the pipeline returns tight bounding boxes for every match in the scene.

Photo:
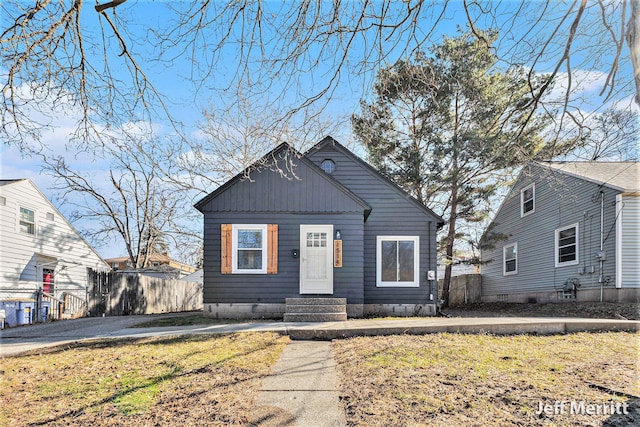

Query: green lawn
[0,333,289,426]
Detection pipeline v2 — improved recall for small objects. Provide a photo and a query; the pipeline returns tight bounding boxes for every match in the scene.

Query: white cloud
[544,69,609,104]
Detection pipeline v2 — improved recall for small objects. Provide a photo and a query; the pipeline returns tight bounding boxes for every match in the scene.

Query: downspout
[599,191,604,302]
[428,221,433,304]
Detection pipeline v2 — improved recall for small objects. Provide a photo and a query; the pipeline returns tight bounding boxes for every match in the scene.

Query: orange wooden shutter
[221,224,232,274]
[267,224,278,274]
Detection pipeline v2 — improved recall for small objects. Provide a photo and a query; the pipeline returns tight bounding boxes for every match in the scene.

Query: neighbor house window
[520,183,535,217]
[555,223,579,267]
[376,236,420,287]
[232,224,268,274]
[503,243,517,275]
[19,207,35,235]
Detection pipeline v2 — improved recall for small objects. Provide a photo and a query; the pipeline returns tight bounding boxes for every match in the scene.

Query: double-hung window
[232,224,268,274]
[19,207,35,235]
[503,243,517,275]
[520,183,535,217]
[376,236,420,287]
[555,223,579,267]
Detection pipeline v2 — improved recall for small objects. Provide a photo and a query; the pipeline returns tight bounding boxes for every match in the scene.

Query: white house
[481,162,639,303]
[0,179,109,323]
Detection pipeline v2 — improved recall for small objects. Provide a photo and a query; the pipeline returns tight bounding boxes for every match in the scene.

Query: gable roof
[194,142,372,216]
[536,161,639,193]
[0,178,110,268]
[482,160,639,243]
[0,179,25,186]
[305,136,445,227]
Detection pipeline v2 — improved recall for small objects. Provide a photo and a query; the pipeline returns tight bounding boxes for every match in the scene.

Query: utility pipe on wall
[599,191,604,302]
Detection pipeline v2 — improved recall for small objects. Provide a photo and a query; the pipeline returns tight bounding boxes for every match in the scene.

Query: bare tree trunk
[628,0,640,106]
[442,186,457,308]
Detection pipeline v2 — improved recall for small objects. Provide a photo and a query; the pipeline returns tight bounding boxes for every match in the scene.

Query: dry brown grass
[333,332,639,427]
[442,302,639,320]
[0,333,289,426]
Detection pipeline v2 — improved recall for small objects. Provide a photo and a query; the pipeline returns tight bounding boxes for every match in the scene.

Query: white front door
[300,225,333,294]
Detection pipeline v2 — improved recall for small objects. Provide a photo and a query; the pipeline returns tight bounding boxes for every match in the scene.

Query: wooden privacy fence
[438,274,482,306]
[87,269,203,316]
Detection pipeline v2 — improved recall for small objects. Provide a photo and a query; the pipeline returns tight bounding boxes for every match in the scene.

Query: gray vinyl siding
[619,195,640,287]
[482,164,621,296]
[306,144,439,304]
[199,155,366,214]
[203,212,364,303]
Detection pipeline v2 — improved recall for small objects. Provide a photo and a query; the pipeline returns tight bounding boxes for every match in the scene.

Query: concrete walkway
[250,341,346,427]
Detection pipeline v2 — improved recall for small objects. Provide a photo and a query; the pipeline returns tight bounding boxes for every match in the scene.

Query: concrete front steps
[284,298,347,322]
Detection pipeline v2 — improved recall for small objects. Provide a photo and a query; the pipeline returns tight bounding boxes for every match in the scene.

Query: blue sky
[1,0,636,260]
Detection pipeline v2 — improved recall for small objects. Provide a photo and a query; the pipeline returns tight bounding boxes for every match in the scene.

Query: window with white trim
[232,224,268,274]
[503,243,517,275]
[19,207,35,235]
[520,183,535,217]
[376,236,420,287]
[555,223,579,267]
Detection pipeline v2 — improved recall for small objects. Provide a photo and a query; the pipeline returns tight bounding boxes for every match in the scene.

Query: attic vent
[320,159,336,174]
[46,212,55,221]
[0,196,5,206]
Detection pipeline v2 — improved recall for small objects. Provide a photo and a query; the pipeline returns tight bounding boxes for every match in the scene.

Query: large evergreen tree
[352,29,577,306]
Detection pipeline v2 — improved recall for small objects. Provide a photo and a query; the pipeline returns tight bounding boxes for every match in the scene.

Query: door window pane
[43,268,55,294]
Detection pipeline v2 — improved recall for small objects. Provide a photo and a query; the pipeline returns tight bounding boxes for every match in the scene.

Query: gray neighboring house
[194,137,444,319]
[481,161,639,303]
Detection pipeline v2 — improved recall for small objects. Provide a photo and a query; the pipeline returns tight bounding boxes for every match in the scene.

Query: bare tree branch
[95,0,126,14]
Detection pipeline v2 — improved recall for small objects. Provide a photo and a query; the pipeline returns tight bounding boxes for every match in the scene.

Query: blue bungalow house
[194,137,444,320]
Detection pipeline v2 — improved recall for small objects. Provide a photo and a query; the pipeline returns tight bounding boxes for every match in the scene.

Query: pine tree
[353,29,576,306]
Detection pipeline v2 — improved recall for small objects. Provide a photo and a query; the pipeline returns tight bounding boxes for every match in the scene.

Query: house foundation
[482,288,639,304]
[363,303,436,317]
[204,303,286,319]
[203,302,437,319]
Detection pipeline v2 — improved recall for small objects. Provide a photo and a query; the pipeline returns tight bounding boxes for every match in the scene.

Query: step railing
[41,291,88,320]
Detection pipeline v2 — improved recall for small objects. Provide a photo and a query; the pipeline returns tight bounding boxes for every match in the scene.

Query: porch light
[335,230,341,240]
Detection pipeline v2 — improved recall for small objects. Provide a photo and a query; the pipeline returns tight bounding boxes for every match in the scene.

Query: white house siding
[618,195,640,288]
[0,180,109,300]
[481,164,621,302]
